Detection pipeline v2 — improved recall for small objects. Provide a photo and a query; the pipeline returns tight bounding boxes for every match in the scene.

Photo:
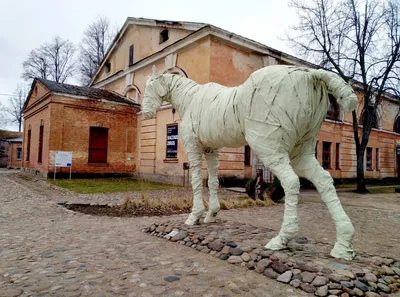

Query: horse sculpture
[142,64,358,260]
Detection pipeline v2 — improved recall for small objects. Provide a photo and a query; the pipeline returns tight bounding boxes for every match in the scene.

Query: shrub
[245,176,284,202]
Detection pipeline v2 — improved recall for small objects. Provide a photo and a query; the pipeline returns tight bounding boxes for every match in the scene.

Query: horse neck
[166,75,201,117]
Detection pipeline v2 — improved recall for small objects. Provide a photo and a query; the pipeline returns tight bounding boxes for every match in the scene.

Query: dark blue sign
[166,125,178,159]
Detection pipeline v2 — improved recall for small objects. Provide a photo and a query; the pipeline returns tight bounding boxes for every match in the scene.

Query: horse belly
[198,123,246,149]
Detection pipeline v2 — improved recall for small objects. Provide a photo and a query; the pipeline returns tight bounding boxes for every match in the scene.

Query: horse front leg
[204,151,220,223]
[185,149,205,225]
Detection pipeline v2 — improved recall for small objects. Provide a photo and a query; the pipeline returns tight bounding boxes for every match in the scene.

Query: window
[322,142,331,169]
[38,125,44,163]
[394,117,400,133]
[26,129,31,161]
[128,45,134,66]
[366,147,373,171]
[160,29,169,44]
[166,124,178,159]
[376,148,380,170]
[244,145,251,166]
[88,127,109,163]
[335,143,340,170]
[105,62,111,73]
[326,94,340,121]
[16,148,22,160]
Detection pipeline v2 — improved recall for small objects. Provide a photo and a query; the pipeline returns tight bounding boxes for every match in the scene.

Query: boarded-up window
[129,45,134,66]
[38,125,44,163]
[366,147,373,171]
[26,130,31,161]
[88,127,108,163]
[244,145,251,166]
[335,143,340,170]
[322,142,331,169]
[376,148,380,170]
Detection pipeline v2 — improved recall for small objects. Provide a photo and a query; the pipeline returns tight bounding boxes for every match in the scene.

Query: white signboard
[54,151,72,180]
[55,151,72,167]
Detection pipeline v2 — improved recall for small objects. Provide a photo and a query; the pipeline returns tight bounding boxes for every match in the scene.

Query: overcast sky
[0,0,300,131]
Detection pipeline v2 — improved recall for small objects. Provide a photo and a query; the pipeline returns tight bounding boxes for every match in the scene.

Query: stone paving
[1,172,400,297]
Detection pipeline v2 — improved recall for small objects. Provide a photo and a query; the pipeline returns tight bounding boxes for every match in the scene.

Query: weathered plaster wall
[93,25,192,84]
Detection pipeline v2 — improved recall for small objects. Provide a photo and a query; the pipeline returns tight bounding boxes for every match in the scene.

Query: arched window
[394,116,400,133]
[360,106,379,129]
[326,94,341,121]
[123,85,141,103]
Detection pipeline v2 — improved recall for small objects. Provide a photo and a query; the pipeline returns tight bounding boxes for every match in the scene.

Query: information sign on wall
[166,125,178,159]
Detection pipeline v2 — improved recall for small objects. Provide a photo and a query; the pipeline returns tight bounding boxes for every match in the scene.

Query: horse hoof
[330,243,355,261]
[184,213,201,225]
[203,214,217,223]
[265,236,287,250]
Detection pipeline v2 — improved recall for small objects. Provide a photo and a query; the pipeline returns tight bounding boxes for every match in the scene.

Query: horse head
[334,80,358,112]
[142,65,169,119]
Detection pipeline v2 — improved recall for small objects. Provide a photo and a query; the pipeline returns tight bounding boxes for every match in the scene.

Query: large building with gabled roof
[23,17,400,184]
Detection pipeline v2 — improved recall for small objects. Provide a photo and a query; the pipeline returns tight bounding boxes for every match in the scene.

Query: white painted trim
[123,84,142,103]
[52,92,135,107]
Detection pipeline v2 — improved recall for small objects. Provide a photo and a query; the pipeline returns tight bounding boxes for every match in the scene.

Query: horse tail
[312,69,358,112]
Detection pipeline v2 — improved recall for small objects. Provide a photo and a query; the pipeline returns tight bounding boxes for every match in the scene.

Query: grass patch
[367,186,397,194]
[65,193,278,217]
[48,178,178,194]
[120,193,277,213]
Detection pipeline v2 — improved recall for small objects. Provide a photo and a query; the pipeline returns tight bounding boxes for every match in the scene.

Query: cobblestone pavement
[1,172,399,297]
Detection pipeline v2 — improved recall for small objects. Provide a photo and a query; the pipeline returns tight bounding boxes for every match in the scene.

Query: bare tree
[22,48,50,80]
[286,0,400,193]
[78,15,117,86]
[2,85,28,132]
[0,103,7,129]
[22,36,76,83]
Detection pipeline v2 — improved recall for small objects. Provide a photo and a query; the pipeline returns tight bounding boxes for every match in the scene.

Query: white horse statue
[142,64,358,260]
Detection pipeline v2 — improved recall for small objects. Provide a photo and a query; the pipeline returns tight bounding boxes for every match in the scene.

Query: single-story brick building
[22,78,140,177]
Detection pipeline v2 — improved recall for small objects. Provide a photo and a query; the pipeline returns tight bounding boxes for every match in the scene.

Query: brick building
[0,130,22,168]
[22,78,140,177]
[6,138,23,169]
[23,17,400,184]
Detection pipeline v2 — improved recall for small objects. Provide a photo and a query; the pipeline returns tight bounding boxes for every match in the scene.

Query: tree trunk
[18,120,22,132]
[355,148,368,193]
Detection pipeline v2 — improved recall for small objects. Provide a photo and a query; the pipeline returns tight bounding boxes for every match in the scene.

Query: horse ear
[152,65,157,76]
[155,78,167,98]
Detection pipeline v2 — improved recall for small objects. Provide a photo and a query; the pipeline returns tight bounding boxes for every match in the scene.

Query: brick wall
[7,142,22,168]
[23,92,139,177]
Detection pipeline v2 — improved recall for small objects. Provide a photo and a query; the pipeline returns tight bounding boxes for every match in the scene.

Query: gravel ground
[1,171,400,297]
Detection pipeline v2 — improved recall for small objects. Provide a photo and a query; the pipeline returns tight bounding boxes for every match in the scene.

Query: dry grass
[119,192,277,212]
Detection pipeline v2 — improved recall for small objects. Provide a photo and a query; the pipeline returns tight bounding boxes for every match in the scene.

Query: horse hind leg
[255,151,301,250]
[204,151,220,223]
[185,149,205,225]
[292,153,355,260]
